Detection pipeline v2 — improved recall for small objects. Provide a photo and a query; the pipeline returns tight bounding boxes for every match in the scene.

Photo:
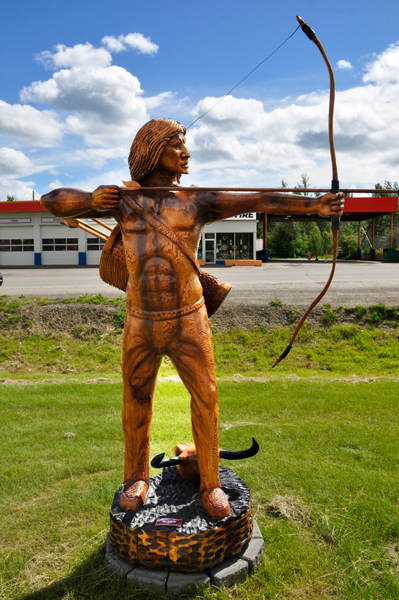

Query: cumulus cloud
[20,38,170,147]
[0,33,163,200]
[363,42,399,85]
[0,100,62,146]
[1,34,399,201]
[102,33,159,55]
[71,146,126,169]
[0,148,35,176]
[21,65,152,146]
[144,91,175,109]
[36,43,112,70]
[187,59,399,189]
[72,169,129,192]
[48,179,64,189]
[0,176,36,201]
[337,59,353,70]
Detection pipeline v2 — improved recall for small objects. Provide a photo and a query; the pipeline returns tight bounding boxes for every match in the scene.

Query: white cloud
[363,42,399,85]
[0,148,35,176]
[102,33,159,55]
[71,147,126,169]
[1,35,399,202]
[101,36,125,53]
[48,179,64,189]
[0,176,36,201]
[144,91,175,110]
[36,43,112,70]
[72,169,129,192]
[20,40,172,147]
[183,43,399,188]
[187,70,399,189]
[21,64,151,146]
[337,60,353,70]
[0,100,62,146]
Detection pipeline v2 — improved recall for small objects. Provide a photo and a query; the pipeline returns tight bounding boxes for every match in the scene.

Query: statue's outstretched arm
[200,190,344,223]
[41,185,120,219]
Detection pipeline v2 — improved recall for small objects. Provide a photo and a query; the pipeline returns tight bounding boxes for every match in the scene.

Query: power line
[186,24,300,130]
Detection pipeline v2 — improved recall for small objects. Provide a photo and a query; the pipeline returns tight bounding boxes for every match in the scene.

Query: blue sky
[1,0,398,199]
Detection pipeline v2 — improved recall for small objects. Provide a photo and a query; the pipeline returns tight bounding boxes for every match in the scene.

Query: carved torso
[118,191,204,312]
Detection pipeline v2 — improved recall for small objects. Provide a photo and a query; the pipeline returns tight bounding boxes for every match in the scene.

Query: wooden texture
[110,467,253,572]
[98,220,231,317]
[41,117,344,519]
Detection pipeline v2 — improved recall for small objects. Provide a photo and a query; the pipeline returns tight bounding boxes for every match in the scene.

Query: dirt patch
[0,302,123,337]
[0,299,398,336]
[266,495,311,526]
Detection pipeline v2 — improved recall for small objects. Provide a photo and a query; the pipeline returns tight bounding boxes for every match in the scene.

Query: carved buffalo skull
[151,437,259,481]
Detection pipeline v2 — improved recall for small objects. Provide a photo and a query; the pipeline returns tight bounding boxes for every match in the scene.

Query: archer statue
[41,118,344,520]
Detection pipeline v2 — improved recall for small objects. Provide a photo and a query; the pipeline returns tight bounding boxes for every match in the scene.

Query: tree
[295,173,321,197]
[6,195,15,202]
[296,173,311,196]
[339,224,358,259]
[308,222,322,258]
[372,181,399,249]
[321,230,333,255]
[268,222,295,258]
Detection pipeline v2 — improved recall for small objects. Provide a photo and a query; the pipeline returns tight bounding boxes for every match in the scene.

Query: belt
[126,297,205,321]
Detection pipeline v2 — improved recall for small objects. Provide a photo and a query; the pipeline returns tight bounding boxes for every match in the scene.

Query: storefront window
[235,233,253,259]
[216,233,235,259]
[216,233,253,259]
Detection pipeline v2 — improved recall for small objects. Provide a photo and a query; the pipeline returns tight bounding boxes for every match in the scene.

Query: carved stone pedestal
[106,467,264,593]
[109,467,253,572]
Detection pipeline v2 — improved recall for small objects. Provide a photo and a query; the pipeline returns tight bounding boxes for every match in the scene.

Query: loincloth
[126,297,205,321]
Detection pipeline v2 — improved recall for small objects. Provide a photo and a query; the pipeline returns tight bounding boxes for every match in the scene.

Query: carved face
[156,134,190,175]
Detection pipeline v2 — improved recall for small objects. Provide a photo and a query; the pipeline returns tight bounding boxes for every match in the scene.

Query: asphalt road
[1,261,397,308]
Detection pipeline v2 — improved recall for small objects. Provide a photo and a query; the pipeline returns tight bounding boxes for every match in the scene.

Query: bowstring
[186,24,301,130]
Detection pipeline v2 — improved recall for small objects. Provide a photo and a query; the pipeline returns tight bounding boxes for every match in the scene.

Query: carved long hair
[128,118,186,184]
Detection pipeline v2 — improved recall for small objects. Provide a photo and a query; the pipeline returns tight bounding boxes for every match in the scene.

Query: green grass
[1,323,399,381]
[0,379,398,599]
[1,297,399,598]
[212,324,399,377]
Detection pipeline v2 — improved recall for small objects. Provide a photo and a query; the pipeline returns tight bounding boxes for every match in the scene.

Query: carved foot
[120,479,148,511]
[199,487,230,519]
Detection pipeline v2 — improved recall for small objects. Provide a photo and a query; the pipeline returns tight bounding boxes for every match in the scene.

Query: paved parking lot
[1,261,397,308]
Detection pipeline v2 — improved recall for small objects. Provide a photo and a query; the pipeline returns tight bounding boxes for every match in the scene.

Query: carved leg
[121,314,161,509]
[168,306,230,518]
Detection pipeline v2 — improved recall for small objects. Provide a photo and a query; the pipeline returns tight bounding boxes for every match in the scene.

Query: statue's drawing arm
[199,190,344,223]
[40,185,120,219]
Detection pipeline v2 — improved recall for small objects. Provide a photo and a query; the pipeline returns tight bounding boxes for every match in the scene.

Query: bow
[272,15,340,368]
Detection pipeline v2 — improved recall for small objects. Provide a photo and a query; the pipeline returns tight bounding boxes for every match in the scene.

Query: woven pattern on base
[110,467,253,572]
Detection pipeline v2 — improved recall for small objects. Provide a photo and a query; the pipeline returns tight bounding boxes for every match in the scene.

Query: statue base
[105,520,264,594]
[109,467,253,572]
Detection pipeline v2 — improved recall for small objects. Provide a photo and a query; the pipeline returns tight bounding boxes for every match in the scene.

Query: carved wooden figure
[41,118,344,520]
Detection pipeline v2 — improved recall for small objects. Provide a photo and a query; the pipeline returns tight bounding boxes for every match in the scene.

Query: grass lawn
[1,376,398,599]
[1,295,399,598]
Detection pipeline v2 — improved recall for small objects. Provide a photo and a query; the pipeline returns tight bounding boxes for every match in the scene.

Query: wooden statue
[41,118,344,520]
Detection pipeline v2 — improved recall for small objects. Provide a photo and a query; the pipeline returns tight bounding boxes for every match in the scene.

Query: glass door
[205,238,215,263]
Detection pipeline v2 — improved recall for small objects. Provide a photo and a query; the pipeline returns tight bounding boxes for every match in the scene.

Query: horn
[151,452,182,469]
[219,437,259,461]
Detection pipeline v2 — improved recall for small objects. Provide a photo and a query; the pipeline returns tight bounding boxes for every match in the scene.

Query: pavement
[0,261,397,308]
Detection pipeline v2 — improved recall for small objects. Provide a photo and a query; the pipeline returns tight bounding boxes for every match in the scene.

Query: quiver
[99,225,129,293]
